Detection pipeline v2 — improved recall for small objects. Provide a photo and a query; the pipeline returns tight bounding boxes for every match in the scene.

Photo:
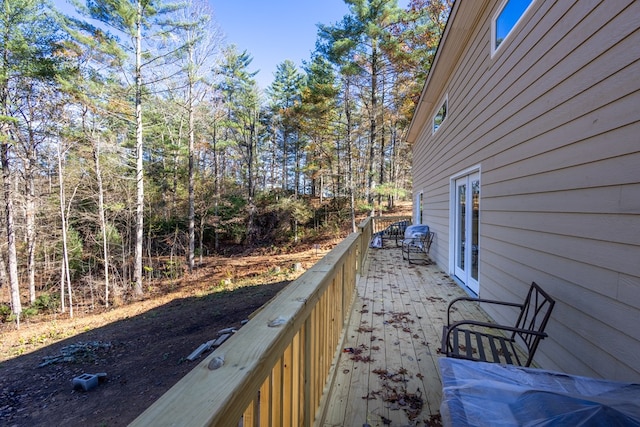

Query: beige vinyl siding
[411,0,640,381]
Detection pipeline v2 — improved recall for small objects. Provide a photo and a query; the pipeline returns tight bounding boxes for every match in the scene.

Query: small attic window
[492,0,534,55]
[433,96,447,134]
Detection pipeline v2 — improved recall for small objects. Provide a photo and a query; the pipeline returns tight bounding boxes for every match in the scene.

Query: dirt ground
[0,248,333,427]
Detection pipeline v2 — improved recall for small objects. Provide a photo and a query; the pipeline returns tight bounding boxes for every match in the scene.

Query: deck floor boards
[321,247,492,427]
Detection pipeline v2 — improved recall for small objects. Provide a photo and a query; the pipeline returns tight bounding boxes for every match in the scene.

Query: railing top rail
[358,216,372,230]
[371,215,412,221]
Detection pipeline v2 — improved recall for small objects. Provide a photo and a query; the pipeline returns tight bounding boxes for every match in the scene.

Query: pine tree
[387,0,452,121]
[298,55,340,200]
[216,46,261,245]
[266,60,304,195]
[318,0,403,212]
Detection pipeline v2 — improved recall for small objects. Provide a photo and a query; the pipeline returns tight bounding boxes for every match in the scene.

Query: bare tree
[172,0,222,270]
[84,0,187,295]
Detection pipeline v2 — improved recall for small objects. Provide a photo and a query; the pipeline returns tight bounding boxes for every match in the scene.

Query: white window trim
[432,95,448,135]
[491,0,536,57]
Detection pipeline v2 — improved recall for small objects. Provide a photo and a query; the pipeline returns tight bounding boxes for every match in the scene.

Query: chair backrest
[513,282,555,365]
[386,220,409,237]
[423,231,435,253]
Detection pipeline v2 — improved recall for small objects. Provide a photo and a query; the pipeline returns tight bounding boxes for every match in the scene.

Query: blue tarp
[403,224,429,239]
[439,358,640,426]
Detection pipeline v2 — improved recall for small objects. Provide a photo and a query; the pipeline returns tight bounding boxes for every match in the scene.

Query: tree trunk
[378,73,386,210]
[245,113,257,244]
[213,122,220,252]
[270,128,277,190]
[389,123,398,209]
[1,34,21,320]
[344,78,356,233]
[57,143,73,318]
[1,142,21,320]
[92,141,110,307]
[282,128,288,192]
[367,43,378,212]
[199,215,205,265]
[133,0,144,296]
[25,152,36,304]
[0,249,8,289]
[187,46,195,271]
[294,131,301,197]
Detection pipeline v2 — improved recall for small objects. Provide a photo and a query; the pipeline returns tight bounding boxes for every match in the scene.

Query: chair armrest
[402,234,426,248]
[401,236,422,244]
[446,297,523,325]
[445,319,549,337]
[401,238,418,250]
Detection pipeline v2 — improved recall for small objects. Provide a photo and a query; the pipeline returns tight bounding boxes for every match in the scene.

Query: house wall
[411,0,640,381]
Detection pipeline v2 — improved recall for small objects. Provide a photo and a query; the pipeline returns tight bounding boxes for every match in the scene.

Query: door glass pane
[471,178,480,281]
[457,183,466,270]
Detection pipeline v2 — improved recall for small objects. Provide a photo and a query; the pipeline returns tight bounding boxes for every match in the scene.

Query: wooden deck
[320,245,491,427]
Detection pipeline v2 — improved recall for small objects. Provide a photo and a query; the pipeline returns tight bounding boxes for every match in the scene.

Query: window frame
[491,0,535,57]
[432,95,448,135]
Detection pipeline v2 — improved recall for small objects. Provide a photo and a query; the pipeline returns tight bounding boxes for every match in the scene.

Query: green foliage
[0,304,12,323]
[67,228,85,275]
[100,223,122,246]
[373,183,407,199]
[32,293,60,314]
[147,216,186,237]
[357,201,374,213]
[1,0,71,82]
[162,259,183,280]
[21,307,39,319]
[56,228,85,278]
[251,194,315,244]
[275,196,313,226]
[218,193,247,219]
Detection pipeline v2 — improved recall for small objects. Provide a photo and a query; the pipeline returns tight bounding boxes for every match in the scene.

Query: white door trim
[449,165,481,295]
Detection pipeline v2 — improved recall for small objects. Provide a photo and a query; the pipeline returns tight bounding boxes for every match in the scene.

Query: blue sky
[209,0,352,89]
[54,0,407,90]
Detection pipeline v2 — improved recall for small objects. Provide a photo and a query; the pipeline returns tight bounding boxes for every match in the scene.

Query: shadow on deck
[320,246,489,427]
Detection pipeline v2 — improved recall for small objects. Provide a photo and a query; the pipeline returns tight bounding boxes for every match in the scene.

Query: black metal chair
[441,282,555,367]
[379,219,411,247]
[401,227,434,264]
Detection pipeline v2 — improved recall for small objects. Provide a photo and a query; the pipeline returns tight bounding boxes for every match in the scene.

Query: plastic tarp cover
[439,358,640,426]
[403,224,429,239]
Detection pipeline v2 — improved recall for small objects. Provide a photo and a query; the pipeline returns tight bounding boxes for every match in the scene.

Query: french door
[453,172,480,294]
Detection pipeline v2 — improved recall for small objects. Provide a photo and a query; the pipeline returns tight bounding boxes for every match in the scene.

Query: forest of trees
[0,0,450,322]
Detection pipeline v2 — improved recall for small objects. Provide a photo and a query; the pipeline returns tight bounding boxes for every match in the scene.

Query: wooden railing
[356,215,411,266]
[359,215,412,253]
[370,215,412,235]
[131,231,366,427]
[357,217,373,273]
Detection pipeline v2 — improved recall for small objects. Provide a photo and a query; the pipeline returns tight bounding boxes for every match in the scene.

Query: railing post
[357,217,373,276]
